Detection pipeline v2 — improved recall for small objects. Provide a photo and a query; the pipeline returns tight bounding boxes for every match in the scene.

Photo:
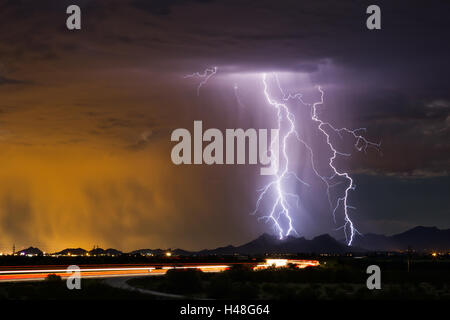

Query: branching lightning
[254,73,380,245]
[251,73,310,240]
[184,66,218,96]
[307,87,381,244]
[184,67,380,246]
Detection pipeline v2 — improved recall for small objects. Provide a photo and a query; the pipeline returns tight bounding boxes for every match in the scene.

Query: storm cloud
[0,0,448,252]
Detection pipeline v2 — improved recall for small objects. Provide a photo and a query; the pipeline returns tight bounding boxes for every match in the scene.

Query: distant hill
[89,248,123,256]
[172,248,193,256]
[198,233,360,255]
[130,248,193,256]
[130,248,166,256]
[17,247,43,256]
[54,248,87,256]
[351,226,450,252]
[14,226,450,257]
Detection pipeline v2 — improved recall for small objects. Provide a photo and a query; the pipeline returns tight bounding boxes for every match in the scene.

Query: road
[0,263,230,282]
[0,259,319,282]
[103,276,187,299]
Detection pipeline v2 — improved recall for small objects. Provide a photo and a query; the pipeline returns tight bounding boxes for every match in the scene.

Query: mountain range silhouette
[15,226,450,256]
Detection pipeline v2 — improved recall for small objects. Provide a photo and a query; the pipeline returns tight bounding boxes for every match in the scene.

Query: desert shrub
[45,274,62,282]
[233,282,260,299]
[164,268,203,294]
[206,274,233,299]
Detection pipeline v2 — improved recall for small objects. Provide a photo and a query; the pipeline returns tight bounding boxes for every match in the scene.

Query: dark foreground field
[0,278,154,300]
[1,255,449,300]
[129,256,450,300]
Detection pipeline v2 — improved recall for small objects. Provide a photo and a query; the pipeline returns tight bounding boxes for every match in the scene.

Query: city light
[253,259,320,270]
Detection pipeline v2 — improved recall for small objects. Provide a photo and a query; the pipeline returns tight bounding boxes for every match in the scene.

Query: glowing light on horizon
[254,259,320,270]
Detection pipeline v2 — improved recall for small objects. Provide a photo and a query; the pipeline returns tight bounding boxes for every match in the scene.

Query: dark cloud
[131,0,215,15]
[0,76,30,85]
[98,117,136,130]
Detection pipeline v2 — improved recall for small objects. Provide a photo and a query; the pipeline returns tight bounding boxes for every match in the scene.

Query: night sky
[0,0,449,252]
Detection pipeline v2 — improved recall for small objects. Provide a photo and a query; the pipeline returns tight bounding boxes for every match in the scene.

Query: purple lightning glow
[254,73,380,245]
[233,83,246,108]
[184,67,380,246]
[251,73,309,240]
[308,86,381,244]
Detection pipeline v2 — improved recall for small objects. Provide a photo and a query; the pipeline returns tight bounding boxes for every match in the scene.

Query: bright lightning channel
[255,73,380,245]
[184,68,380,246]
[251,73,309,240]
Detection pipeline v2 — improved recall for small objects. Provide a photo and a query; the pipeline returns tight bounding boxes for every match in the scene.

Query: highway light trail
[0,264,229,282]
[0,260,319,282]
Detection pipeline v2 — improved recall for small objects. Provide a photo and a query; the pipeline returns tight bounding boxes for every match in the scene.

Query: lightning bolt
[254,73,380,245]
[307,87,381,245]
[233,83,246,108]
[251,73,310,240]
[184,66,218,96]
[184,68,380,246]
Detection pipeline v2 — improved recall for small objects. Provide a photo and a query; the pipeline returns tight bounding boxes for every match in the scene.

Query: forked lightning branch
[174,69,380,245]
